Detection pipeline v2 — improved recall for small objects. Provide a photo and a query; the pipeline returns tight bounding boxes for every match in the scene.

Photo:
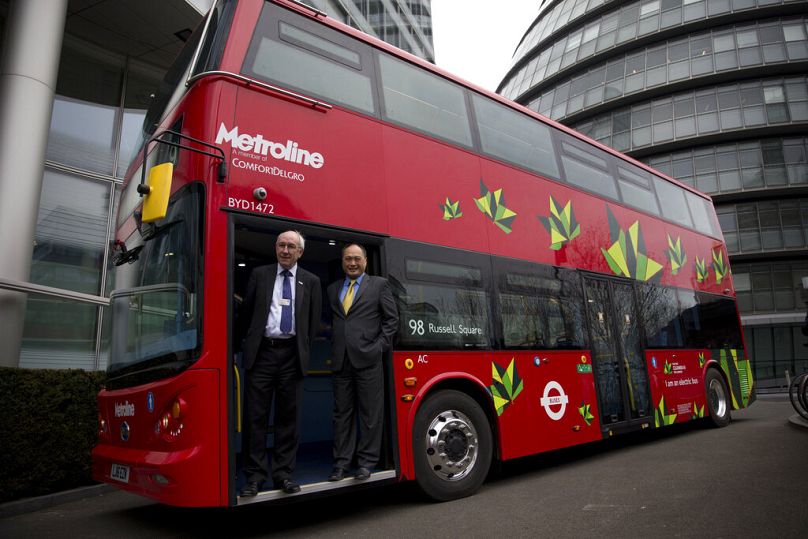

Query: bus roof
[273,0,712,203]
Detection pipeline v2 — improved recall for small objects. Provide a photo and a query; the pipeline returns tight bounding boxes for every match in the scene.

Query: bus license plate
[110,463,130,483]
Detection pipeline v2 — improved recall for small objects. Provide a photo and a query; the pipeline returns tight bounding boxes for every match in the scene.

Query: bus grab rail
[0,277,110,306]
[139,129,228,191]
[185,70,333,111]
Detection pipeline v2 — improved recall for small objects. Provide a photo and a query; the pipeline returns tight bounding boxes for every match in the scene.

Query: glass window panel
[559,135,619,199]
[20,299,99,370]
[660,8,682,28]
[395,282,490,349]
[738,46,763,66]
[48,42,124,175]
[31,170,111,295]
[606,59,626,81]
[669,60,689,80]
[691,55,714,75]
[697,113,719,133]
[686,191,718,235]
[713,33,735,53]
[379,55,471,146]
[786,42,808,60]
[697,173,718,193]
[708,0,731,16]
[759,25,784,45]
[248,32,374,114]
[743,106,766,126]
[783,23,807,42]
[715,50,738,70]
[673,156,694,178]
[632,126,652,147]
[618,165,660,213]
[641,0,661,17]
[654,177,693,227]
[736,29,759,48]
[762,43,787,63]
[718,89,740,109]
[472,94,560,179]
[720,109,743,130]
[669,41,690,62]
[675,117,697,137]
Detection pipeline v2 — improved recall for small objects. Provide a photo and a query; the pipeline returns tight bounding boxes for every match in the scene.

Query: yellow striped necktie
[342,280,356,313]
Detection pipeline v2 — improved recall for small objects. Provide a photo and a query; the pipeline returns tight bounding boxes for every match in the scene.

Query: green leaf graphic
[601,206,663,282]
[712,248,728,285]
[488,358,524,416]
[695,256,708,283]
[666,234,687,275]
[475,180,517,234]
[440,197,463,220]
[538,196,581,250]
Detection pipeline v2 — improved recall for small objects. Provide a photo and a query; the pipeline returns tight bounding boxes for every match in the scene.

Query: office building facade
[499,0,808,386]
[0,0,433,370]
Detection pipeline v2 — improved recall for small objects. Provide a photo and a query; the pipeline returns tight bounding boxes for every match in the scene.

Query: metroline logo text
[215,123,324,169]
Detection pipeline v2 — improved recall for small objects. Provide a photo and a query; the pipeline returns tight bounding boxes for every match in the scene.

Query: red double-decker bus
[93,0,755,507]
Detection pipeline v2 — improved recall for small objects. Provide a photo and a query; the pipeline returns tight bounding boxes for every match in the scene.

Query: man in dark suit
[327,243,398,481]
[239,230,322,496]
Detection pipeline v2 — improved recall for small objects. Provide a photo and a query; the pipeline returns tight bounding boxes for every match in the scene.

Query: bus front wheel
[412,390,492,501]
[705,369,731,428]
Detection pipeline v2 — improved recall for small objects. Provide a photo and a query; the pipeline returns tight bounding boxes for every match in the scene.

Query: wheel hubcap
[709,378,727,417]
[424,409,478,481]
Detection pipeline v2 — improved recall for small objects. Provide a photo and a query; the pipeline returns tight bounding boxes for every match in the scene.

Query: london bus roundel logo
[540,381,569,421]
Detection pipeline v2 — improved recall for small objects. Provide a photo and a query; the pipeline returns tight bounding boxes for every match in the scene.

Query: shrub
[0,367,105,503]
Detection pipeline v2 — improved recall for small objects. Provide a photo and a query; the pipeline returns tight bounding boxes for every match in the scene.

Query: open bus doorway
[230,216,396,501]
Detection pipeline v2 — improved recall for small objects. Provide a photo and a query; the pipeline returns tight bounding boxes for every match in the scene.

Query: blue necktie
[280,270,292,334]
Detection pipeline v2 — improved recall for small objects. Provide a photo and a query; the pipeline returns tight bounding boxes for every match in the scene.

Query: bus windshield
[106,184,204,389]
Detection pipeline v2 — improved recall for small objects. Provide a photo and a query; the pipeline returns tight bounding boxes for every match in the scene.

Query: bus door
[583,275,651,434]
[230,214,396,501]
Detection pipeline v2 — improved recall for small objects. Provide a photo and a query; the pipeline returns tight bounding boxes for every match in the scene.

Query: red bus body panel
[92,368,221,507]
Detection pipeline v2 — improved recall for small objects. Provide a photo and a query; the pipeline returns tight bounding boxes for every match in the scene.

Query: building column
[0,0,68,367]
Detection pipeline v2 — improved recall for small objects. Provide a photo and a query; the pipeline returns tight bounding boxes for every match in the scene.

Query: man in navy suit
[240,230,322,496]
[327,243,398,481]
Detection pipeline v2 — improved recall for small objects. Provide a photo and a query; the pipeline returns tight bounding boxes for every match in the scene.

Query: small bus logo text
[114,401,135,417]
[216,123,324,169]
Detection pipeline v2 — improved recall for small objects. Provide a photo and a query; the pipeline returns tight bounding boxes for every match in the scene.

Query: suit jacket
[240,264,322,373]
[328,274,398,371]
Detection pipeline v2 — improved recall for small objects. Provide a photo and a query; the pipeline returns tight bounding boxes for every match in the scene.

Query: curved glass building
[499,0,808,386]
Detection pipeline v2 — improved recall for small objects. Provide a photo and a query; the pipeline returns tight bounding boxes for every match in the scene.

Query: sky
[431,1,541,92]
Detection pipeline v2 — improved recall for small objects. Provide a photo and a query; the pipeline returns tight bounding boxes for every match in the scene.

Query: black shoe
[276,479,301,494]
[240,480,261,497]
[355,467,370,480]
[328,468,345,481]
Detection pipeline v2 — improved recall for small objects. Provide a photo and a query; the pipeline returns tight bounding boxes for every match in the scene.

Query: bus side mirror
[139,162,174,223]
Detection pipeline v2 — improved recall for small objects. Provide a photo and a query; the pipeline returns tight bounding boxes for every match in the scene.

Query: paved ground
[1,395,806,538]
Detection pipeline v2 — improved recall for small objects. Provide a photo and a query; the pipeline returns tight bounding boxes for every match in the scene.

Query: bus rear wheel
[413,390,492,501]
[705,369,731,428]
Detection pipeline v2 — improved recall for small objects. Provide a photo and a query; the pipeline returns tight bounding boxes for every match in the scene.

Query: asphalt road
[2,395,805,538]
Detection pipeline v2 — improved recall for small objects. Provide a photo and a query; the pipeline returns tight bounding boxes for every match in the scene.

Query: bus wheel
[705,369,731,428]
[413,390,492,501]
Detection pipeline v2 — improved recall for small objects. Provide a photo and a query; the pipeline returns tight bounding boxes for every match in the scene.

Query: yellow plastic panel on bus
[141,162,174,223]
